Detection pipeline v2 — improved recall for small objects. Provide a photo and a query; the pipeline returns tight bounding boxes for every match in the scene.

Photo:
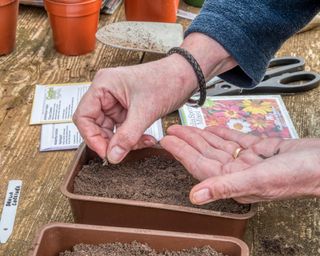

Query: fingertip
[85,138,108,160]
[107,145,128,164]
[189,188,199,205]
[72,112,78,124]
[190,187,213,205]
[141,134,157,145]
[159,135,175,148]
[143,139,157,148]
[166,124,182,134]
[87,144,107,160]
[132,135,157,150]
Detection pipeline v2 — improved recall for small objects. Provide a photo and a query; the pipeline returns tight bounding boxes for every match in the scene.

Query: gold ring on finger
[233,147,243,159]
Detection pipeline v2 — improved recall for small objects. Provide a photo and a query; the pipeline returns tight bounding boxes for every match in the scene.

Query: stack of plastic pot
[0,0,19,55]
[124,0,179,23]
[44,0,102,55]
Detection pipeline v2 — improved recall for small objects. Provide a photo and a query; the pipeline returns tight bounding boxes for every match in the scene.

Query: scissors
[205,56,320,96]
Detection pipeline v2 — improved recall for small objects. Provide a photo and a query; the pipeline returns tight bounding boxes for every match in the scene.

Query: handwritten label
[0,180,22,244]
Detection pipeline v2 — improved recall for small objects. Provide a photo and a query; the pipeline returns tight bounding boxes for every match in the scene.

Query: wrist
[160,33,238,98]
[161,53,199,95]
[181,33,237,79]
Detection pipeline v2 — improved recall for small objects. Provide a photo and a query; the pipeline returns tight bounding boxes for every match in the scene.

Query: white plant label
[177,9,197,20]
[0,180,22,244]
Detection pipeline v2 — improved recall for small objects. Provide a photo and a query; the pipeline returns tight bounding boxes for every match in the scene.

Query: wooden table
[0,3,319,256]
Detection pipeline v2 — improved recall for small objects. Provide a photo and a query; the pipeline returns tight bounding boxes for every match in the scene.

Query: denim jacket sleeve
[185,0,320,87]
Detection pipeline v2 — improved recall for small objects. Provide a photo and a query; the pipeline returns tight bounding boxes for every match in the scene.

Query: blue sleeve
[185,0,320,88]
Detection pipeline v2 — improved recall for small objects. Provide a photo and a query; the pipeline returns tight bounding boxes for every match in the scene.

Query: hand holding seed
[72,56,198,163]
[161,125,320,204]
[73,34,236,164]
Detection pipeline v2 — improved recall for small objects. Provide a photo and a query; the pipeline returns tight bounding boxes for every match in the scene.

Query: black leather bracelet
[167,47,206,107]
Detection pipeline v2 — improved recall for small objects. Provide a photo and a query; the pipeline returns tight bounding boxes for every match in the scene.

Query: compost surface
[74,156,250,214]
[59,241,226,256]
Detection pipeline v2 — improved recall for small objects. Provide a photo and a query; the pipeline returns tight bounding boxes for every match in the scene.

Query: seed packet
[179,95,298,139]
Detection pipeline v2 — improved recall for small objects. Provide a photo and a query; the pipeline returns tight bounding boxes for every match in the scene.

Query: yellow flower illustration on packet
[241,99,272,115]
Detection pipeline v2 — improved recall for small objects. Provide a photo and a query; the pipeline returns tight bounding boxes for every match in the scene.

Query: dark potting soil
[73,156,250,214]
[59,241,226,256]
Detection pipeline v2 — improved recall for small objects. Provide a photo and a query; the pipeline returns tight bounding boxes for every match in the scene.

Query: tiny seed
[102,159,109,166]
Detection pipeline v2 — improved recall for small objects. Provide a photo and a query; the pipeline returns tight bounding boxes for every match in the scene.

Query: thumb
[106,109,155,164]
[189,168,258,205]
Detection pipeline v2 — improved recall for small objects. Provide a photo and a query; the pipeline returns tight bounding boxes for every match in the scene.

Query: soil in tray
[73,156,250,214]
[60,241,226,256]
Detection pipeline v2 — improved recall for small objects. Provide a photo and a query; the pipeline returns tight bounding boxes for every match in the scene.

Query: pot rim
[0,0,17,7]
[30,223,250,256]
[61,143,257,220]
[45,0,99,6]
[44,0,101,17]
[49,0,91,3]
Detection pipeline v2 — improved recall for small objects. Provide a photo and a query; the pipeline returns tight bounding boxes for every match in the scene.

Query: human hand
[73,56,197,163]
[73,33,236,163]
[160,125,320,204]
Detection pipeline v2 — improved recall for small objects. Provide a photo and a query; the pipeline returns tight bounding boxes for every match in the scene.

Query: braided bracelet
[167,47,206,107]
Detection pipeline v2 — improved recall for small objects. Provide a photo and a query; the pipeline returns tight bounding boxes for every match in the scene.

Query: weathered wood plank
[0,2,319,256]
[0,4,143,256]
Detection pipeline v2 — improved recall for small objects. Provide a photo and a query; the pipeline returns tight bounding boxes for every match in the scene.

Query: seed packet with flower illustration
[179,95,298,139]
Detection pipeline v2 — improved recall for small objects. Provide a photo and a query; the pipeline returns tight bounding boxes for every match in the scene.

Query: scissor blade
[256,71,320,93]
[264,56,305,80]
[206,76,223,89]
[206,82,243,96]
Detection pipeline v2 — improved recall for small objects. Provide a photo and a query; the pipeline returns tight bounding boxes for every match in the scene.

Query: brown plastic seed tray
[61,144,256,238]
[29,223,249,256]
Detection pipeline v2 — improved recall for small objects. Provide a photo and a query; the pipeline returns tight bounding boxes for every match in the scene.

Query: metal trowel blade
[96,21,184,54]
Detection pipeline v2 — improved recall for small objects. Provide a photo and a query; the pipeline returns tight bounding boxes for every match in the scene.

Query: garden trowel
[96,21,184,54]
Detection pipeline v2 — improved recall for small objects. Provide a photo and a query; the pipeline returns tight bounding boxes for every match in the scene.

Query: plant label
[0,180,22,244]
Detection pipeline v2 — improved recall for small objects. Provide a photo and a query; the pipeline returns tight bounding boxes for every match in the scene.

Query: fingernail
[108,146,126,163]
[144,139,156,147]
[192,188,212,204]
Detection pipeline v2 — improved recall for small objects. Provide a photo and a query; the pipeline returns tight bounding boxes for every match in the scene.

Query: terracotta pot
[61,144,256,238]
[52,0,90,3]
[30,223,250,256]
[44,0,101,55]
[124,0,179,23]
[183,0,204,8]
[0,0,19,55]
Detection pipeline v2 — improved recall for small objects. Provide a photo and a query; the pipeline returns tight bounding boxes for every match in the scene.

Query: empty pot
[44,0,101,55]
[0,0,19,55]
[125,0,179,23]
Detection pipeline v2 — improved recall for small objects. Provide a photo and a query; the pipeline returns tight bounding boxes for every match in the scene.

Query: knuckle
[225,141,238,152]
[222,164,233,174]
[174,142,188,159]
[251,144,262,156]
[201,144,211,157]
[189,156,202,177]
[213,181,233,199]
[95,68,108,78]
[117,132,138,149]
[72,113,79,123]
[92,68,114,87]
